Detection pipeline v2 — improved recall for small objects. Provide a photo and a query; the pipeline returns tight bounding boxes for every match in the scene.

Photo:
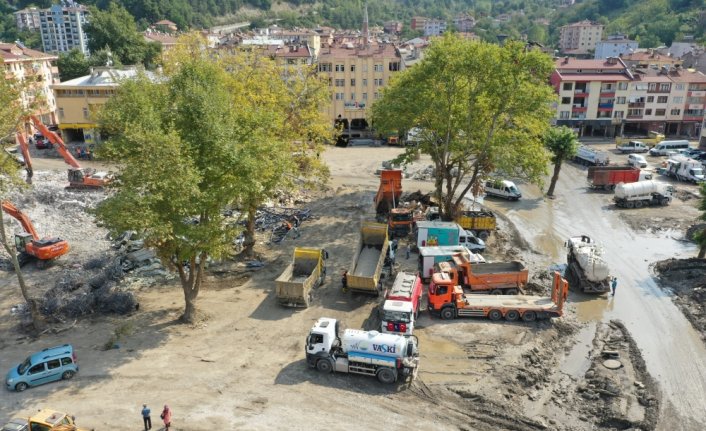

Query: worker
[611,277,618,296]
[341,270,348,292]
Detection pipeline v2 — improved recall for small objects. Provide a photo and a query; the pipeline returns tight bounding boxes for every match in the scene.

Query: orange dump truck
[430,253,528,295]
[428,271,569,321]
[374,170,413,237]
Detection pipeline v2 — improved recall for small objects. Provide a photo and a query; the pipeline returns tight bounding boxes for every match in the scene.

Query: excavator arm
[29,115,81,169]
[1,200,39,240]
[16,132,33,181]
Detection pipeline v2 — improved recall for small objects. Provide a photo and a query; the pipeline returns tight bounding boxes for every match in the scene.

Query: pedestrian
[341,270,348,292]
[611,277,618,296]
[160,405,171,430]
[405,245,410,260]
[141,404,152,431]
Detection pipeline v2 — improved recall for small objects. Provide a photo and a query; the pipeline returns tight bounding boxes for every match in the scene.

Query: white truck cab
[484,179,522,201]
[381,300,414,335]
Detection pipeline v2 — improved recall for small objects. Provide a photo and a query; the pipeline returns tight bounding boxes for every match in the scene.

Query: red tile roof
[0,43,57,62]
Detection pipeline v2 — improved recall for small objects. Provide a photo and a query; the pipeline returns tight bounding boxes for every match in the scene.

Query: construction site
[0,142,705,430]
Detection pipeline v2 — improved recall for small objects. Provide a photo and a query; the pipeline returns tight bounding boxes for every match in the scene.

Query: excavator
[16,132,33,183]
[28,115,109,189]
[1,200,70,267]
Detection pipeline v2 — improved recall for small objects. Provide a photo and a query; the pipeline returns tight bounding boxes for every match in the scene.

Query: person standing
[141,404,151,430]
[611,277,618,296]
[160,405,172,430]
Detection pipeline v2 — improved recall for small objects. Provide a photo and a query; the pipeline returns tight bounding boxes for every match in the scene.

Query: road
[483,160,706,430]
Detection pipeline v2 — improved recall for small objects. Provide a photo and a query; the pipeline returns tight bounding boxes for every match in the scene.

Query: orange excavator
[29,115,109,189]
[1,200,70,267]
[16,132,33,182]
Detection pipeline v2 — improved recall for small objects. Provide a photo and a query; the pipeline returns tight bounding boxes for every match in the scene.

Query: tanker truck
[565,235,611,293]
[305,317,419,384]
[614,180,674,208]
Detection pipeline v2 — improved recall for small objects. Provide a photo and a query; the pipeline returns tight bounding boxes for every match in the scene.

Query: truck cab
[305,318,339,367]
[381,300,414,334]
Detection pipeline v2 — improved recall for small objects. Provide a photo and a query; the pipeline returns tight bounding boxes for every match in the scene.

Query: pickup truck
[275,248,328,307]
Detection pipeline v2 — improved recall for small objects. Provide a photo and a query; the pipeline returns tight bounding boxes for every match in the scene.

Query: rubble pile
[654,257,706,338]
[411,165,436,181]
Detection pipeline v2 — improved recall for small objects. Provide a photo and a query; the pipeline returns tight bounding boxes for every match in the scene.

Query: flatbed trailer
[428,271,568,321]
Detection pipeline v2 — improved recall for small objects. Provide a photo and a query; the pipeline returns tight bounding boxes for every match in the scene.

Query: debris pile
[653,257,706,338]
[411,165,436,181]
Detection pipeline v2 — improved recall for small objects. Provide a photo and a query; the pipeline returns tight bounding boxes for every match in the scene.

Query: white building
[39,1,90,55]
[14,7,41,32]
[594,35,638,59]
[423,19,447,37]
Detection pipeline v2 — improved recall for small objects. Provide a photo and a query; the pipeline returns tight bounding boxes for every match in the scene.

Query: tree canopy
[372,35,555,219]
[544,126,579,197]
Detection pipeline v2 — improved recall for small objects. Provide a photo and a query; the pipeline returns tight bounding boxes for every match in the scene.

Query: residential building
[143,31,180,52]
[317,42,402,128]
[662,36,700,59]
[153,19,177,33]
[620,51,682,70]
[679,49,706,75]
[267,43,314,68]
[423,19,447,37]
[594,35,638,59]
[276,29,321,59]
[453,14,476,32]
[551,57,706,138]
[14,7,41,32]
[39,2,90,55]
[383,21,403,34]
[410,17,428,32]
[558,20,604,55]
[51,66,154,144]
[1,42,59,124]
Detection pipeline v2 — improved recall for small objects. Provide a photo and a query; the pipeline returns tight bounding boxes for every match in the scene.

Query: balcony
[626,114,643,119]
[628,102,645,108]
[599,91,615,97]
[647,88,671,94]
[687,90,705,97]
[598,103,614,109]
[571,106,587,112]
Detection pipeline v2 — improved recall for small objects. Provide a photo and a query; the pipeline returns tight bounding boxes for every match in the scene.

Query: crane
[29,116,109,189]
[1,200,70,267]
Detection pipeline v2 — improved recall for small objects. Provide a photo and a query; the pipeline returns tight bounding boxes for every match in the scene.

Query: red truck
[430,253,528,295]
[381,272,423,335]
[586,166,652,191]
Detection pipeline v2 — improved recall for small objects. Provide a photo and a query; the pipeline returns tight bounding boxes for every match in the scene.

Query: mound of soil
[653,258,706,339]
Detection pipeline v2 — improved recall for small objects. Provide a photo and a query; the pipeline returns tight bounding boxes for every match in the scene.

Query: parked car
[627,154,648,168]
[34,136,52,149]
[0,419,28,431]
[5,344,78,392]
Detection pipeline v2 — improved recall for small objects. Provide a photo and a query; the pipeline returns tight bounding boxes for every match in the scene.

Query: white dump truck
[565,235,611,293]
[573,145,610,166]
[305,317,420,384]
[659,156,705,183]
[614,181,674,208]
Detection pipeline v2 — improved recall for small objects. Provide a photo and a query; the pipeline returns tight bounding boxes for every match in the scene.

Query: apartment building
[594,35,638,59]
[620,51,682,70]
[1,42,59,124]
[410,17,428,32]
[453,14,476,32]
[558,20,603,55]
[51,66,153,144]
[267,44,315,68]
[39,2,90,55]
[317,42,402,128]
[551,57,706,138]
[423,19,447,37]
[14,7,41,32]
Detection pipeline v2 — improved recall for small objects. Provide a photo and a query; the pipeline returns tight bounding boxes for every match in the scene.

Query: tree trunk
[0,214,44,331]
[177,252,206,324]
[698,244,705,259]
[547,160,563,197]
[244,204,256,258]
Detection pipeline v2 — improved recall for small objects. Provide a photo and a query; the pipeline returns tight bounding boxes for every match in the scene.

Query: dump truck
[347,222,389,295]
[455,210,496,240]
[614,180,674,208]
[306,317,419,384]
[275,248,328,307]
[659,156,704,183]
[27,409,91,431]
[381,272,423,335]
[428,271,568,321]
[430,253,528,295]
[574,145,610,166]
[565,235,611,293]
[418,245,485,280]
[587,166,651,191]
[374,170,413,237]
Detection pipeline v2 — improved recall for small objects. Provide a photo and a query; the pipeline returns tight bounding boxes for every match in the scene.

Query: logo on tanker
[352,341,396,354]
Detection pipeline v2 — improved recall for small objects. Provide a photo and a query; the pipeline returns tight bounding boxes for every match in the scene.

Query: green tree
[372,35,555,220]
[696,183,706,259]
[0,76,45,332]
[57,49,91,81]
[544,126,579,197]
[96,35,330,322]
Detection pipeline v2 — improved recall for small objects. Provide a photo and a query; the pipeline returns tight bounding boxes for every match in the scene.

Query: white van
[484,179,522,200]
[649,140,690,156]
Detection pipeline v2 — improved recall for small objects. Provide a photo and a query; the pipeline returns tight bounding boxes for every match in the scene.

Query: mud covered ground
[653,258,706,340]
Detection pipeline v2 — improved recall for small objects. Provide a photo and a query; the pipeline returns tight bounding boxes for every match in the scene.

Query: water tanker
[614,180,674,208]
[305,317,419,384]
[564,235,611,293]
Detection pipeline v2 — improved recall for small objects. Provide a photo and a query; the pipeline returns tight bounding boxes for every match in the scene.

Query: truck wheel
[634,200,643,208]
[488,309,502,321]
[441,307,455,320]
[505,288,518,295]
[625,201,635,209]
[490,289,503,295]
[660,198,670,206]
[376,367,396,384]
[505,310,520,321]
[478,231,490,241]
[522,311,537,322]
[316,359,333,373]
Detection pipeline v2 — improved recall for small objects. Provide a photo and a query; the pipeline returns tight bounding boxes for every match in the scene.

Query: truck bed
[353,246,382,276]
[470,261,525,274]
[462,294,556,310]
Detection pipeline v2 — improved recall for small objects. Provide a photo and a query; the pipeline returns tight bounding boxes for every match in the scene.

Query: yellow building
[52,66,152,144]
[317,42,402,129]
[1,42,59,124]
[559,20,604,55]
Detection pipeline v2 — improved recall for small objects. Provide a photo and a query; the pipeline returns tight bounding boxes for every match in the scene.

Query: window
[673,96,683,103]
[648,83,657,91]
[559,111,570,119]
[350,79,356,86]
[561,97,571,104]
[335,93,344,100]
[671,108,681,115]
[646,96,654,103]
[657,96,668,103]
[58,107,64,119]
[287,59,296,65]
[61,357,73,366]
[83,108,88,119]
[634,83,648,91]
[660,83,670,91]
[47,359,61,370]
[374,64,383,72]
[374,92,380,99]
[645,109,652,115]
[350,93,355,100]
[627,108,643,116]
[687,97,701,103]
[350,65,356,72]
[655,109,666,116]
[362,79,368,86]
[614,111,624,119]
[676,83,685,91]
[389,62,400,71]
[563,83,573,91]
[335,64,345,72]
[362,93,367,100]
[334,79,344,87]
[616,97,626,104]
[28,363,45,375]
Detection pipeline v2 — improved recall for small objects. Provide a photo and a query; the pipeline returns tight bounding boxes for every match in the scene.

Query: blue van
[5,344,78,392]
